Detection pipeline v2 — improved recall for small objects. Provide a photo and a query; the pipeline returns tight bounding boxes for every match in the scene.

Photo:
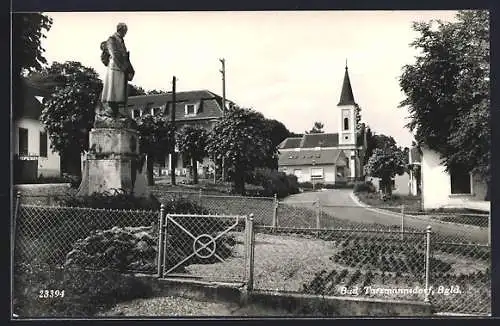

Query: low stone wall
[134,275,432,317]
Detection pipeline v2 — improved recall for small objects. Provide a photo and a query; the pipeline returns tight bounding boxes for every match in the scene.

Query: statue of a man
[97,22,135,121]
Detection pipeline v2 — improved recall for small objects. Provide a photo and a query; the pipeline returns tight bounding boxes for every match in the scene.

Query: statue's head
[117,23,128,37]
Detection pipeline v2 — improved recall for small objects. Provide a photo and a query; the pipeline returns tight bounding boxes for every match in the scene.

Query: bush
[17,196,215,267]
[250,168,299,198]
[59,191,161,210]
[353,181,376,193]
[299,182,313,189]
[13,264,153,317]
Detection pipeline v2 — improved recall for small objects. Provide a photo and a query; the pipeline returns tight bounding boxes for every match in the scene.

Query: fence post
[424,225,432,303]
[14,191,21,222]
[157,204,165,278]
[272,193,278,231]
[245,213,255,292]
[400,204,405,241]
[488,212,491,246]
[315,200,321,231]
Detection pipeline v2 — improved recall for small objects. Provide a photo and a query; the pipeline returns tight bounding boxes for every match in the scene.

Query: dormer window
[132,109,141,119]
[185,104,197,116]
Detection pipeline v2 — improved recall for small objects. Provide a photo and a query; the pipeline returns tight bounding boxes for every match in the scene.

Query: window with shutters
[18,128,28,155]
[39,131,48,157]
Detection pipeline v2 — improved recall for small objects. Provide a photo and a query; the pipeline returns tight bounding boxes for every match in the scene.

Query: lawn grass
[355,191,423,213]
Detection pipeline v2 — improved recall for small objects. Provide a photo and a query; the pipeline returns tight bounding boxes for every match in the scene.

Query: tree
[40,61,103,177]
[355,104,362,133]
[176,125,209,184]
[365,147,406,198]
[399,10,490,185]
[306,121,325,134]
[261,118,293,169]
[362,131,397,167]
[128,84,146,96]
[206,107,274,194]
[13,13,53,126]
[12,13,53,76]
[147,89,165,95]
[136,114,175,186]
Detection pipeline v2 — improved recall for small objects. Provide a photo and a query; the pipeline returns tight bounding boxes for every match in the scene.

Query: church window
[343,117,349,130]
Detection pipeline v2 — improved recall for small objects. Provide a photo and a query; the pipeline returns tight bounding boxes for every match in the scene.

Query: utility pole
[219,58,226,182]
[170,76,177,185]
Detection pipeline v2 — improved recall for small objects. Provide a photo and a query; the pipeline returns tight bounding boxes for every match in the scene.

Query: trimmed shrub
[250,168,299,198]
[353,181,376,193]
[299,182,313,189]
[58,192,161,210]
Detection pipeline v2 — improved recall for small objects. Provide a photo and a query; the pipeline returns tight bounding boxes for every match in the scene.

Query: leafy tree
[12,13,53,76]
[13,13,53,128]
[362,131,397,168]
[399,10,490,188]
[306,121,325,134]
[364,147,406,198]
[136,114,175,186]
[40,61,103,177]
[176,125,209,184]
[128,84,146,96]
[147,89,165,95]
[206,107,274,194]
[355,104,362,133]
[261,118,293,169]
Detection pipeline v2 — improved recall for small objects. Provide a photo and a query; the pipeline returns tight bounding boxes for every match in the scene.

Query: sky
[40,11,459,147]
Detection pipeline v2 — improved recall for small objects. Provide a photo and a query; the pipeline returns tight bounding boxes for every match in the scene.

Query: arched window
[343,117,349,130]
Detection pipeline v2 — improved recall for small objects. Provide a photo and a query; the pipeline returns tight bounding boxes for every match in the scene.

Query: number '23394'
[39,290,65,298]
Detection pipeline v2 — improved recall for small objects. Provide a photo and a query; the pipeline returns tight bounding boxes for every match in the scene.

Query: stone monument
[78,23,148,197]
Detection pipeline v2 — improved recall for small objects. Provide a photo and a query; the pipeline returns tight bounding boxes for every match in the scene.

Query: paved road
[284,189,489,244]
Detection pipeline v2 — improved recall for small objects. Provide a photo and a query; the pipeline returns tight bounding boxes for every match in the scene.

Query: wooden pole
[170,76,177,185]
[219,59,226,182]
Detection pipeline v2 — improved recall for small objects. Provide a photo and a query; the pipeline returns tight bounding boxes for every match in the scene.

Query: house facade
[127,90,234,177]
[420,146,489,212]
[13,78,61,182]
[277,64,365,184]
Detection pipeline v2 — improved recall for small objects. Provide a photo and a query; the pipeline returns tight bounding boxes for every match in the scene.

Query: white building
[420,145,489,212]
[14,78,61,182]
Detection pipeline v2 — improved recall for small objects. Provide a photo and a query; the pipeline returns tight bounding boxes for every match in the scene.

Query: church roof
[301,133,339,148]
[278,148,347,166]
[279,137,302,149]
[338,65,356,106]
[279,133,340,150]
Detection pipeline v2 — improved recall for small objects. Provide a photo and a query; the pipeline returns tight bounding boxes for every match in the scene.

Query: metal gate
[157,212,254,285]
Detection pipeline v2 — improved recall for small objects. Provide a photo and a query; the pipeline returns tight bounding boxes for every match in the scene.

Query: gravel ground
[180,232,336,292]
[96,296,296,317]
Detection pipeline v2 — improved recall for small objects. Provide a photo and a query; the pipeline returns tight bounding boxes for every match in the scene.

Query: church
[277,64,366,185]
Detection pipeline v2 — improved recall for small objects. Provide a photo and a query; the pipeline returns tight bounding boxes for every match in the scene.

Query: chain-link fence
[14,204,159,273]
[12,190,491,315]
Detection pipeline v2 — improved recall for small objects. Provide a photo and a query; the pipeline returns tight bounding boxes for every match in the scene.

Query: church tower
[338,62,357,146]
[337,62,358,178]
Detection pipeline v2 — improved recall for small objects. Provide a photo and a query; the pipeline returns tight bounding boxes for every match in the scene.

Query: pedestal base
[77,127,149,198]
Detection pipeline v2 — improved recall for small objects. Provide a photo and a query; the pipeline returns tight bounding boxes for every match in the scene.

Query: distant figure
[99,22,135,119]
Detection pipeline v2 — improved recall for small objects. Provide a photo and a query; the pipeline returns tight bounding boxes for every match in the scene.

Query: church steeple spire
[338,62,356,106]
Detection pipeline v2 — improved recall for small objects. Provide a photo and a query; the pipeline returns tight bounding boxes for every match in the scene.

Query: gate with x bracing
[157,212,255,285]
